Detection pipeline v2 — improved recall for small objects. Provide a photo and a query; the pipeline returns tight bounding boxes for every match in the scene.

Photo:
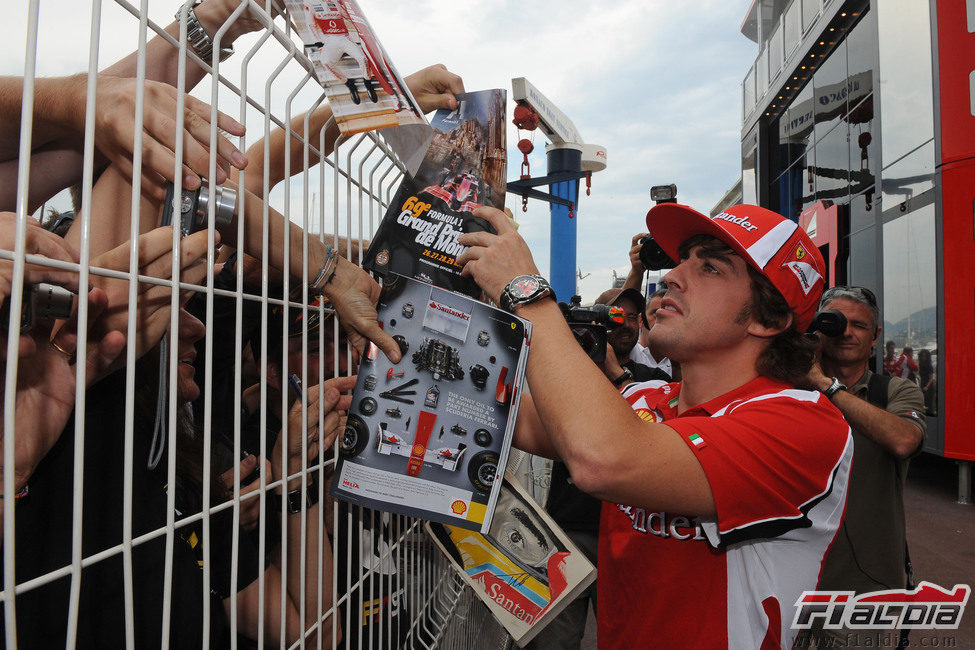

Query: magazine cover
[283,0,426,134]
[362,89,508,298]
[426,474,597,647]
[331,273,530,532]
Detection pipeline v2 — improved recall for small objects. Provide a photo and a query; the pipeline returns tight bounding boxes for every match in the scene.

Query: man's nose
[661,264,684,292]
[179,309,206,342]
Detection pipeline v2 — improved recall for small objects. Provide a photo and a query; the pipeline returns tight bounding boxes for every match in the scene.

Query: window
[882,204,938,381]
[784,0,801,56]
[769,19,784,78]
[813,39,848,142]
[877,0,935,169]
[802,0,821,33]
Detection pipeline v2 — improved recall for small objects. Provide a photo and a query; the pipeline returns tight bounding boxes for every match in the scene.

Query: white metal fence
[1,1,513,648]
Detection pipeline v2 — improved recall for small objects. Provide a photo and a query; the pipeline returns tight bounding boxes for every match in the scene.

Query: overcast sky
[7,0,756,302]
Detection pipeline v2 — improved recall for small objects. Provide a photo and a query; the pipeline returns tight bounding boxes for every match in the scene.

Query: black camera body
[560,296,624,364]
[807,309,848,337]
[638,234,677,271]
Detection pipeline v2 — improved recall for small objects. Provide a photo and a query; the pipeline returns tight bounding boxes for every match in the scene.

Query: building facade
[735,0,974,498]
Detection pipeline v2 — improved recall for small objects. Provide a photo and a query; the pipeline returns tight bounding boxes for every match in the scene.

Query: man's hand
[601,344,626,382]
[322,257,400,363]
[193,0,280,44]
[80,75,247,197]
[0,213,82,302]
[403,64,465,114]
[0,287,126,493]
[797,354,833,393]
[89,227,211,364]
[272,375,355,489]
[456,206,540,305]
[219,454,268,531]
[629,232,648,273]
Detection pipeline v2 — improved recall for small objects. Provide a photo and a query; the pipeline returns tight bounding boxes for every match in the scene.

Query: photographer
[632,286,673,380]
[592,287,668,385]
[458,203,852,648]
[798,286,925,648]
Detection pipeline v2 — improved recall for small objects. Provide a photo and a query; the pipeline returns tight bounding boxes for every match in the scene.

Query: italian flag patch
[688,433,706,449]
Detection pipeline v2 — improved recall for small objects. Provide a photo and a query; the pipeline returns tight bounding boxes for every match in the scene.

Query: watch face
[511,276,541,300]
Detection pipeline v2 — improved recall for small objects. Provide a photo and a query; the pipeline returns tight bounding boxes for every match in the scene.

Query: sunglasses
[271,291,335,338]
[821,285,877,308]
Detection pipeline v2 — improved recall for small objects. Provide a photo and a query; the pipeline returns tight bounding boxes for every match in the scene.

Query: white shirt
[629,343,672,379]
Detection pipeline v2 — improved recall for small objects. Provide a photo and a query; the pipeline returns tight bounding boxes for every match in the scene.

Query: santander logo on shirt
[616,504,706,541]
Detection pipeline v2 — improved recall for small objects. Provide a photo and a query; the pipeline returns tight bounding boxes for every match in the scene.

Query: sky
[6,0,757,303]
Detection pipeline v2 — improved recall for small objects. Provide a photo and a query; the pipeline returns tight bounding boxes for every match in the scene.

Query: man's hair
[818,286,880,330]
[678,234,817,385]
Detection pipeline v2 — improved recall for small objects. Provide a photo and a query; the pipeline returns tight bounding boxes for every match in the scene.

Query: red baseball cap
[645,203,825,331]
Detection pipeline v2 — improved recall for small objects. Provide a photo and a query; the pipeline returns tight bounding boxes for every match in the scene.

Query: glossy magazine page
[362,89,507,299]
[331,273,529,533]
[426,474,597,646]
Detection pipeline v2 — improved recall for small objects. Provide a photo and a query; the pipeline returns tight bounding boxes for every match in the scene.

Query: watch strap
[286,481,320,514]
[612,368,633,388]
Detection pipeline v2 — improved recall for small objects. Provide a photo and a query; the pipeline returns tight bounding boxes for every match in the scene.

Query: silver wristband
[177,0,234,64]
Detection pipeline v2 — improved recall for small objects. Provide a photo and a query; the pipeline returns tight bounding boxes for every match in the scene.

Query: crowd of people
[1,1,463,647]
[2,2,932,649]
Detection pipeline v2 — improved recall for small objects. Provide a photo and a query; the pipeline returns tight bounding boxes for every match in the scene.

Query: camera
[806,309,848,337]
[0,282,76,333]
[638,234,677,271]
[639,184,680,271]
[162,179,237,236]
[559,296,624,364]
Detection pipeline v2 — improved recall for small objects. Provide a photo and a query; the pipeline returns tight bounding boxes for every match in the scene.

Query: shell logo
[412,444,425,455]
[634,408,661,423]
[451,500,467,515]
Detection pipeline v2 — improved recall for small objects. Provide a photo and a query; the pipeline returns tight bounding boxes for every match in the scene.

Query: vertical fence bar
[119,1,152,647]
[0,0,43,640]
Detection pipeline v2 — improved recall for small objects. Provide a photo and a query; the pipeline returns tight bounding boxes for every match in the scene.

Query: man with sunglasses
[457,203,852,648]
[799,285,925,648]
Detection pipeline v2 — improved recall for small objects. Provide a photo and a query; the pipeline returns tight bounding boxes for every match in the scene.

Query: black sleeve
[205,506,267,600]
[625,360,671,383]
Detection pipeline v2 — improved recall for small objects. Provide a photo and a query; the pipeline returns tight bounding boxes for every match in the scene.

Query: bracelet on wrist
[310,245,338,295]
[1,485,30,500]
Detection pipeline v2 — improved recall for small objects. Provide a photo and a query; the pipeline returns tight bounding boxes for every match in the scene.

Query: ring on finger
[50,339,76,365]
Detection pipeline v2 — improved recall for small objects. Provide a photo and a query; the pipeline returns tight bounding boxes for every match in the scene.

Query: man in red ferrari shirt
[457,203,852,649]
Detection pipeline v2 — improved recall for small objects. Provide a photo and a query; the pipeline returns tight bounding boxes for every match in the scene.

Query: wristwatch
[286,481,320,514]
[612,368,633,388]
[822,377,847,400]
[499,275,555,313]
[176,0,235,64]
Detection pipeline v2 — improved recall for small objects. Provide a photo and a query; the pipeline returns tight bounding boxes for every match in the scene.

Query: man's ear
[872,325,882,347]
[746,312,793,339]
